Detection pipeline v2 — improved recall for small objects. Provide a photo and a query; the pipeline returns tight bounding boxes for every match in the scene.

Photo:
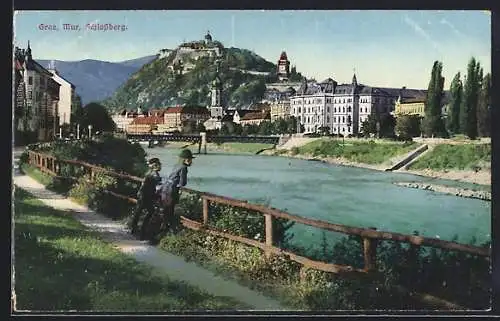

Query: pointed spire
[352,68,358,86]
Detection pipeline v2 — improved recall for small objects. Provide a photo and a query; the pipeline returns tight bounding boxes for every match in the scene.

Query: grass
[297,138,420,164]
[208,143,275,154]
[13,188,250,311]
[408,144,491,171]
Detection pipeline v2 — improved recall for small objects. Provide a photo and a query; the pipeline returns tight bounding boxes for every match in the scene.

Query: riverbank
[394,182,491,201]
[152,138,491,187]
[264,149,491,187]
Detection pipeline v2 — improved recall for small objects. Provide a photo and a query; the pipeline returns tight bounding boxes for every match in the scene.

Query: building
[289,74,427,135]
[394,90,451,118]
[14,42,60,142]
[232,109,255,124]
[126,115,164,134]
[277,51,291,82]
[238,110,271,126]
[270,100,292,121]
[112,108,143,132]
[47,64,76,126]
[163,105,210,132]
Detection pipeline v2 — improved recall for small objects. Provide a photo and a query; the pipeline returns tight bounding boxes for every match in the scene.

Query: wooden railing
[25,150,490,270]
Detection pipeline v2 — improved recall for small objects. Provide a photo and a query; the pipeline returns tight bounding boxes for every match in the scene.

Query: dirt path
[12,161,285,310]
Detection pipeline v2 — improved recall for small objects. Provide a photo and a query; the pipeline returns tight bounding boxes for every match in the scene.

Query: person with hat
[129,157,163,239]
[159,148,195,232]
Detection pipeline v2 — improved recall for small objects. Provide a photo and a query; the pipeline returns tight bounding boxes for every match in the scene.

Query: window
[342,116,345,123]
[28,76,33,85]
[298,107,301,113]
[334,107,337,113]
[28,90,33,99]
[327,107,330,113]
[327,116,330,123]
[334,117,337,123]
[343,99,345,103]
[347,106,352,113]
[342,107,345,113]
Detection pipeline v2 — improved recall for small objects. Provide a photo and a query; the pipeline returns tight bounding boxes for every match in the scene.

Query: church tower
[277,51,290,82]
[210,62,223,119]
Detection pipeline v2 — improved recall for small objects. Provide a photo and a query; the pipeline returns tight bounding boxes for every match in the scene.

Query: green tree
[71,94,84,126]
[361,114,378,137]
[477,73,491,137]
[423,61,446,137]
[380,114,396,138]
[395,115,422,140]
[79,102,116,133]
[219,123,230,136]
[460,57,482,139]
[258,121,274,135]
[447,72,463,135]
[286,116,298,134]
[273,118,288,134]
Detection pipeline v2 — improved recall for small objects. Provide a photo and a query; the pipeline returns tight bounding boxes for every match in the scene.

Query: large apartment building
[290,74,426,135]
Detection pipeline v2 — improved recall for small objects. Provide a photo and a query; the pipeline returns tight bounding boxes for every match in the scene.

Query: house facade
[163,105,211,132]
[239,110,271,126]
[290,75,425,135]
[47,67,76,126]
[14,43,60,143]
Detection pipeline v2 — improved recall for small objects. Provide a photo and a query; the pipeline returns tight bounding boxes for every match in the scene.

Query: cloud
[402,14,442,54]
[439,18,464,37]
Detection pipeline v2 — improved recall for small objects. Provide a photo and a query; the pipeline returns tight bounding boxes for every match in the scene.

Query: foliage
[422,61,447,138]
[13,188,249,311]
[78,102,116,133]
[447,72,463,135]
[102,45,285,111]
[297,139,419,164]
[395,115,422,140]
[460,57,483,139]
[408,143,491,170]
[477,73,491,137]
[158,224,490,310]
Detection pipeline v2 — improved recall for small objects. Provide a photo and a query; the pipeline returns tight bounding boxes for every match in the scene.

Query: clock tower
[277,51,290,82]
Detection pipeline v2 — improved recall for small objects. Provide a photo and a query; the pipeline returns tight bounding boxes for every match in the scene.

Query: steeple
[26,40,32,60]
[352,68,357,86]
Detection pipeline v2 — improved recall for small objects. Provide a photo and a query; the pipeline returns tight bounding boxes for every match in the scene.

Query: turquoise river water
[146,147,491,249]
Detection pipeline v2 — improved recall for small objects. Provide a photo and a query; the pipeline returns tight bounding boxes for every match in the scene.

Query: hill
[101,45,290,112]
[38,55,157,104]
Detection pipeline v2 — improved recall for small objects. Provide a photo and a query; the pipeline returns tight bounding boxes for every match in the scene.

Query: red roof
[14,59,23,71]
[279,51,288,60]
[130,115,164,125]
[240,112,270,121]
[165,106,210,115]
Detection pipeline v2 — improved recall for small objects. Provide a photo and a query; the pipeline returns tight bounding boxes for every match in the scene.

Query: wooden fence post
[265,213,274,257]
[202,198,209,225]
[363,227,378,272]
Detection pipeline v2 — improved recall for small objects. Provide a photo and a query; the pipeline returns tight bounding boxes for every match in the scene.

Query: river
[145,147,491,249]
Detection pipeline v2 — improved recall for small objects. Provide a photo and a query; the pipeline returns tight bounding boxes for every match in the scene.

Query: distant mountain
[38,55,157,104]
[117,55,158,68]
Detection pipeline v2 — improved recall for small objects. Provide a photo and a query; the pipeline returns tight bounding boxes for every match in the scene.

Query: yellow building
[270,101,291,122]
[394,98,426,117]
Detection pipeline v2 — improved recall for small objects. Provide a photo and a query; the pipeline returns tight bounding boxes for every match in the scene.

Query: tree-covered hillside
[102,46,283,112]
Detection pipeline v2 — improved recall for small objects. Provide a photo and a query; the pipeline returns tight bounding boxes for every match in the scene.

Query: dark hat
[148,157,161,165]
[179,149,195,159]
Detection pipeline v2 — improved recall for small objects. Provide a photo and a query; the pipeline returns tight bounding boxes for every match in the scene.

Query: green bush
[297,139,420,164]
[409,143,491,170]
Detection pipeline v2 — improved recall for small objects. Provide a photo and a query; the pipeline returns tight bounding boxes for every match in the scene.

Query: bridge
[125,133,282,154]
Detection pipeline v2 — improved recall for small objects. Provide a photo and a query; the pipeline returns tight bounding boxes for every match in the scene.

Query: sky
[13,10,491,89]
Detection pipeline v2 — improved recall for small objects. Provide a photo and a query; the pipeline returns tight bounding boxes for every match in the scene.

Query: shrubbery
[297,139,419,164]
[409,143,491,171]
